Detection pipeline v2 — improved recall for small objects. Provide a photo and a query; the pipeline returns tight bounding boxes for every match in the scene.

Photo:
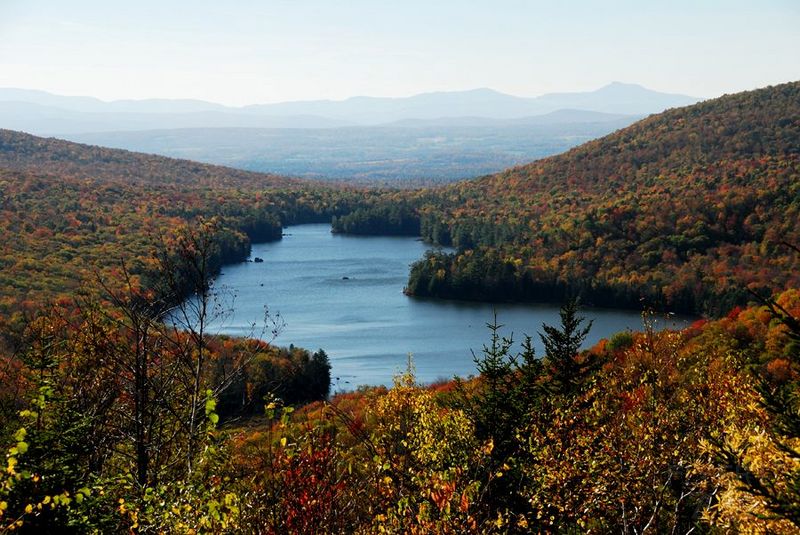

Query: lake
[200,224,690,389]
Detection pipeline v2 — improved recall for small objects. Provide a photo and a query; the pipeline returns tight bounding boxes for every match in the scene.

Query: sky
[0,0,798,106]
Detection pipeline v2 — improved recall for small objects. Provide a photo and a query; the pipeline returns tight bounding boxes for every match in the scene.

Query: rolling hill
[388,82,800,314]
[0,129,364,314]
[0,128,296,188]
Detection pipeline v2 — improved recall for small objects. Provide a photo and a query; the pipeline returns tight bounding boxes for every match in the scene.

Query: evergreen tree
[540,298,593,396]
[472,314,516,442]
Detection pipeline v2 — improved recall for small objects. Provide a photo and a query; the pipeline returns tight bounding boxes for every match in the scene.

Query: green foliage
[0,386,110,533]
[607,330,635,352]
[540,297,594,396]
[331,201,420,236]
[215,344,331,418]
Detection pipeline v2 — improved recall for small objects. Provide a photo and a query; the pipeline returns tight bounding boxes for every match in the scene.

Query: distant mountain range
[241,83,699,124]
[0,83,699,135]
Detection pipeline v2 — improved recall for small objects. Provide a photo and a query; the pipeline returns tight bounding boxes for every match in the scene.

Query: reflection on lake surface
[203,224,690,388]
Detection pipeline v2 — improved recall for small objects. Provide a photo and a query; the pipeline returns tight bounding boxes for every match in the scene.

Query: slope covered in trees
[401,82,800,314]
[0,130,377,322]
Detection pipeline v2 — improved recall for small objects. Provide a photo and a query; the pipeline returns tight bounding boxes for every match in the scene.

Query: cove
[203,224,691,389]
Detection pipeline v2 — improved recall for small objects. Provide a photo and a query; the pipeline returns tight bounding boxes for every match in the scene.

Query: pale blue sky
[0,0,797,105]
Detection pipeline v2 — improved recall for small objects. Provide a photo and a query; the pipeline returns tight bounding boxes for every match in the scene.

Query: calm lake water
[202,224,690,389]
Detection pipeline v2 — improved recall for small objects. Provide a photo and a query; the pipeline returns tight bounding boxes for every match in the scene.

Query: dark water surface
[203,224,689,388]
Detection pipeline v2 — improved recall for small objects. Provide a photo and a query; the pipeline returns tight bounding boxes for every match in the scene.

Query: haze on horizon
[0,0,798,106]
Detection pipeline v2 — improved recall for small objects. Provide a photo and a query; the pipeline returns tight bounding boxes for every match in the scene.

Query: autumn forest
[0,81,799,533]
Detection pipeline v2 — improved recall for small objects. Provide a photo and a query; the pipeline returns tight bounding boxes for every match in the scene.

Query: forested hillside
[0,130,377,321]
[401,82,800,314]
